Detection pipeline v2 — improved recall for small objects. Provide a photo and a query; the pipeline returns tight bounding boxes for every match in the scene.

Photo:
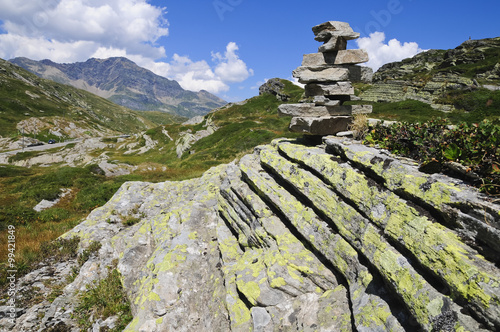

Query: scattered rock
[33,189,72,212]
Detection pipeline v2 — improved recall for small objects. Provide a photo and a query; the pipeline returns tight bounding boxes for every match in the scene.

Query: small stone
[312,21,359,40]
[319,36,348,52]
[251,307,272,329]
[336,131,354,137]
[312,21,360,52]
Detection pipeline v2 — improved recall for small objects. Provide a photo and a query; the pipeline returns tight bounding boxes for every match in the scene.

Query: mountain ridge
[9,56,227,118]
[0,57,170,141]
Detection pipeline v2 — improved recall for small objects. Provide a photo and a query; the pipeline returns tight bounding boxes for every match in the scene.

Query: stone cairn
[279,21,373,135]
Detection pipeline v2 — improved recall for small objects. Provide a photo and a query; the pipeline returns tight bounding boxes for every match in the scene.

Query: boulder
[259,78,290,101]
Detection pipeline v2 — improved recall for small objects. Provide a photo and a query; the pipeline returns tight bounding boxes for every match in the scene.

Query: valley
[0,33,499,331]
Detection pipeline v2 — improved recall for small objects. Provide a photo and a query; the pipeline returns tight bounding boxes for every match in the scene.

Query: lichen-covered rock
[5,138,500,332]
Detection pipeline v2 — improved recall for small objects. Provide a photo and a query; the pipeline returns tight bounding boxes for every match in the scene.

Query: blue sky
[0,0,499,102]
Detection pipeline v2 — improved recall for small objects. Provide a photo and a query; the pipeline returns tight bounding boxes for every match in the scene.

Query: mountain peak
[9,57,226,117]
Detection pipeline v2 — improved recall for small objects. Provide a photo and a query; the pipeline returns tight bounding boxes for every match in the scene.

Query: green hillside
[0,58,158,139]
[107,79,304,177]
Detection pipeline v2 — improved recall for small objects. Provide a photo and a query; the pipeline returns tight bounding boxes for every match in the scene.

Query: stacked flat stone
[279,21,373,135]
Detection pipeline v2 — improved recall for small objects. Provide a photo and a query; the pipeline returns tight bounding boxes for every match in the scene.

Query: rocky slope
[9,57,227,118]
[3,137,499,332]
[0,58,158,140]
[360,37,500,111]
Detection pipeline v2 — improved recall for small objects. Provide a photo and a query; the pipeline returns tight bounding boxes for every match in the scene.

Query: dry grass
[349,114,370,140]
[0,218,81,270]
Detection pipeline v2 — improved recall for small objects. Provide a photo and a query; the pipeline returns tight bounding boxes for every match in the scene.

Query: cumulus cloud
[0,0,253,95]
[110,43,253,95]
[0,0,168,51]
[356,32,424,71]
[212,42,254,83]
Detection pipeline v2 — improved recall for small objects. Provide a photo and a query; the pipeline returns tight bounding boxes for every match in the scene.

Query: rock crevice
[4,137,500,332]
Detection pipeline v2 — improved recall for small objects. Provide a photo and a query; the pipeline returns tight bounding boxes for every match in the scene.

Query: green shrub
[365,118,500,195]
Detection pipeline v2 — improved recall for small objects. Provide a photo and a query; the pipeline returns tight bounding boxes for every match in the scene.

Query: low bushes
[364,118,500,196]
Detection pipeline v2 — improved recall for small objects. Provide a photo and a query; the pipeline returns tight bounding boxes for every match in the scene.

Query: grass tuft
[73,262,132,331]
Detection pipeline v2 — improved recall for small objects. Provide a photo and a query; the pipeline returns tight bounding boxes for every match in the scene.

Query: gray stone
[279,104,372,117]
[312,21,359,41]
[302,50,369,66]
[349,65,373,83]
[293,66,350,83]
[251,307,272,330]
[318,36,348,52]
[312,21,360,52]
[289,116,353,135]
[7,137,500,331]
[305,81,354,96]
[312,96,341,106]
[336,130,354,137]
[325,138,500,261]
[293,65,373,84]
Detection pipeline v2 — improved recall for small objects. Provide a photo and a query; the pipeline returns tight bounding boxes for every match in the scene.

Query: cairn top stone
[312,21,360,42]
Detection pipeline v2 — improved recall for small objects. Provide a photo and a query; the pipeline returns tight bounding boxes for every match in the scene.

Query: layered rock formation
[360,37,500,111]
[279,21,373,135]
[4,137,500,332]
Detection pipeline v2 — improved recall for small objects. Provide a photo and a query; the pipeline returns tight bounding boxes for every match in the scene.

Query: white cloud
[126,44,253,95]
[0,33,98,62]
[289,76,305,88]
[0,0,254,95]
[0,0,168,50]
[212,42,254,83]
[356,32,424,71]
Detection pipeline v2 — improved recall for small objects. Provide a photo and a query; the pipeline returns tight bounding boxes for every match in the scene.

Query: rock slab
[4,138,499,332]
